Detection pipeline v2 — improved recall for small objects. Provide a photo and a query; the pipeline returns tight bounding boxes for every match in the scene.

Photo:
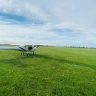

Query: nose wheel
[27,53,30,56]
[21,52,24,55]
[33,51,36,55]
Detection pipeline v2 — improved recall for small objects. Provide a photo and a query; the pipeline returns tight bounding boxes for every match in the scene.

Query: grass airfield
[0,46,96,96]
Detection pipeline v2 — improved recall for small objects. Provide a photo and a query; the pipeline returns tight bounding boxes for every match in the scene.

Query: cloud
[0,0,96,47]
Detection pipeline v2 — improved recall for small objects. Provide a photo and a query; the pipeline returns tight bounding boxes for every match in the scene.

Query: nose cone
[28,46,32,50]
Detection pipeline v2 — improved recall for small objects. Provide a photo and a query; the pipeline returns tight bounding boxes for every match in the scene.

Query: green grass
[0,47,96,96]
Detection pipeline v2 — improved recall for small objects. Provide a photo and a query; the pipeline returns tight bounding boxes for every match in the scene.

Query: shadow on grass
[34,54,96,70]
[0,58,28,68]
[0,54,96,70]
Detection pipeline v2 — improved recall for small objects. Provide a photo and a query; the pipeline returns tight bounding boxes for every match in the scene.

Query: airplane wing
[0,44,56,56]
[0,46,22,51]
[0,44,41,56]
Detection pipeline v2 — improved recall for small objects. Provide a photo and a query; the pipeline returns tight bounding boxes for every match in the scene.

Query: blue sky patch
[51,28,80,33]
[0,12,27,21]
[0,12,43,25]
[51,28,81,37]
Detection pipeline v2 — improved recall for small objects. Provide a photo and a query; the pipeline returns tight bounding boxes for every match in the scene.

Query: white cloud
[0,0,96,47]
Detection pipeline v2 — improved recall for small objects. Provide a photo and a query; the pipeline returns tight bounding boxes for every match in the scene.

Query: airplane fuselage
[18,45,37,56]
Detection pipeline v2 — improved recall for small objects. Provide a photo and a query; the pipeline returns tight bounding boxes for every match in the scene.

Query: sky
[0,0,96,47]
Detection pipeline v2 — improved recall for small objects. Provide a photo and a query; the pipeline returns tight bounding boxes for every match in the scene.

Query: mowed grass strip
[0,47,96,96]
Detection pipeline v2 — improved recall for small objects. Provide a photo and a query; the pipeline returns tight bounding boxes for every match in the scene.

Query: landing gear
[21,51,36,56]
[27,53,30,56]
[33,52,36,55]
[21,52,24,55]
[33,53,35,55]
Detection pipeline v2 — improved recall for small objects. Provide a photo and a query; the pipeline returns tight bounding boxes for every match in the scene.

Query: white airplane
[0,44,41,56]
